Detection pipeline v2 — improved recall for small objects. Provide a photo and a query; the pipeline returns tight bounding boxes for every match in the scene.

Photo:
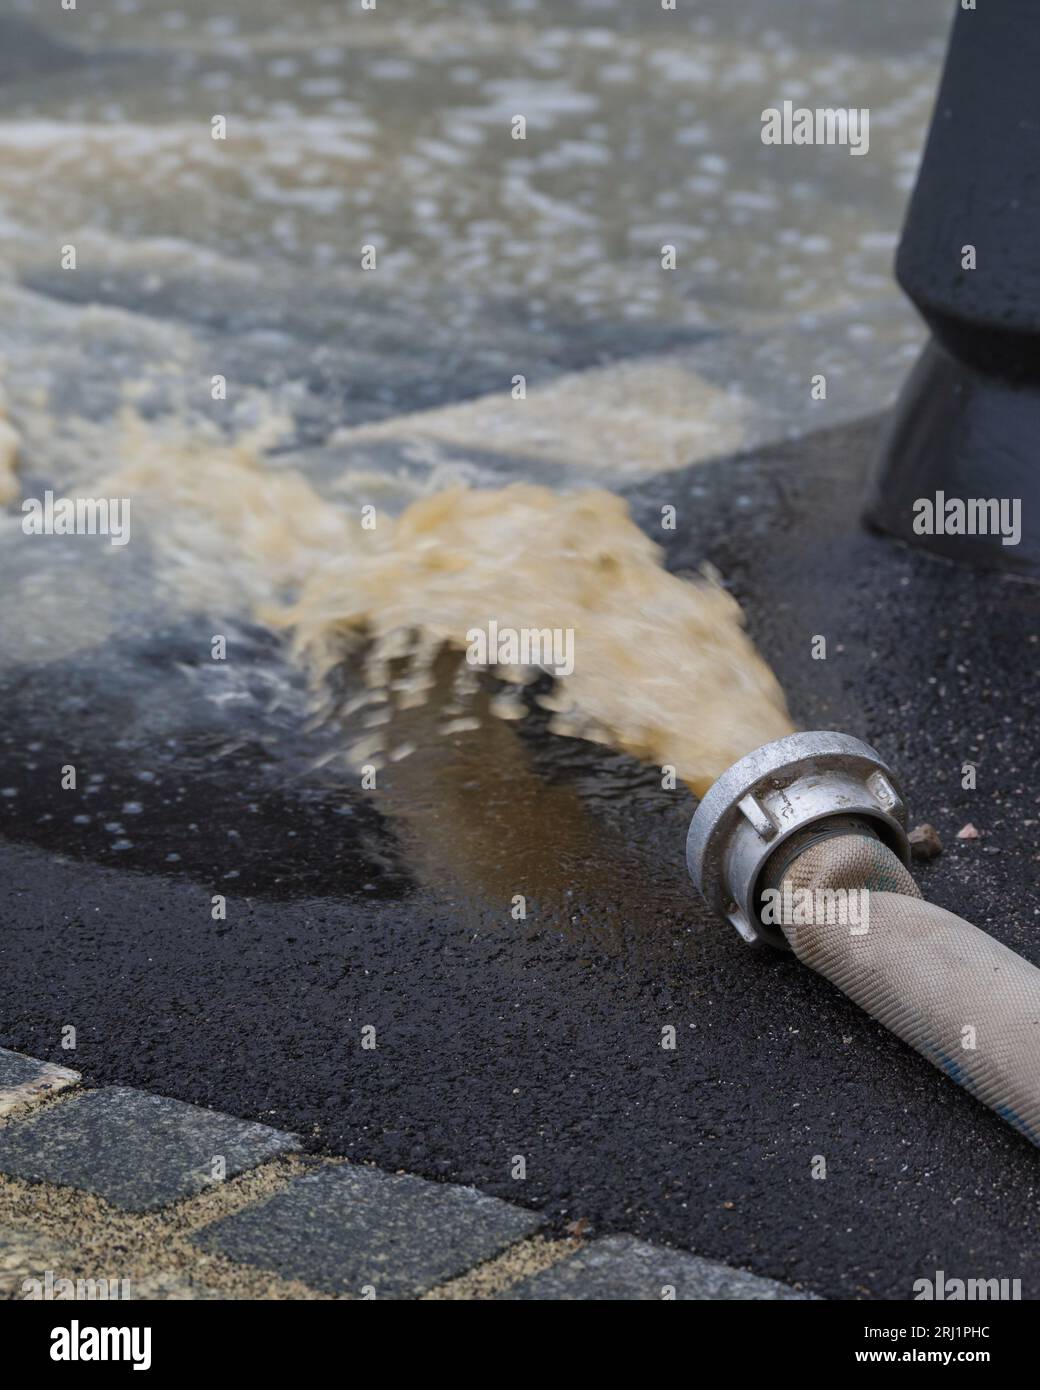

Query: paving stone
[0,1047,79,1118]
[501,1235,816,1301]
[0,1087,297,1211]
[193,1164,542,1299]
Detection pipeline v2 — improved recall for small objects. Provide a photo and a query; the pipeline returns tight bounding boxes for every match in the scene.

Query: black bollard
[865,0,1040,578]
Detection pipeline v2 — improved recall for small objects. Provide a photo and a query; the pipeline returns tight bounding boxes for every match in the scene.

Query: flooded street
[1,0,945,466]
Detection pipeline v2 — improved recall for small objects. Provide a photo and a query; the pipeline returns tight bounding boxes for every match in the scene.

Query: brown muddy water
[7,402,792,796]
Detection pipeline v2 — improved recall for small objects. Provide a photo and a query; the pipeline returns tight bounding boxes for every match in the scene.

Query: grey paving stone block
[0,1047,79,1117]
[193,1164,542,1298]
[0,1087,297,1210]
[501,1234,816,1301]
[0,1048,50,1089]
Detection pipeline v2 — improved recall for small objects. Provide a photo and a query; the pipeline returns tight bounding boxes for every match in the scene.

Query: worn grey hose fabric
[775,834,1040,1146]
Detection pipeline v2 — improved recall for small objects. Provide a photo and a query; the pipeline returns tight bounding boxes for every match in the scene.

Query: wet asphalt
[3,417,1039,1301]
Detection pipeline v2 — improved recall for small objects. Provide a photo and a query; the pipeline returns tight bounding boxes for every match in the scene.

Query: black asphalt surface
[3,418,1040,1300]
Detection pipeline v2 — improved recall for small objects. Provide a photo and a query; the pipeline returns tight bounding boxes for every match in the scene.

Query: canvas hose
[765,830,1040,1146]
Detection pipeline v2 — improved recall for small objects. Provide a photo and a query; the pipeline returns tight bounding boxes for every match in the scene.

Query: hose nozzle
[686,731,910,948]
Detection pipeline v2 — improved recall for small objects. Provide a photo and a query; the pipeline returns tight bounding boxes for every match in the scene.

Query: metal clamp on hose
[686,731,910,949]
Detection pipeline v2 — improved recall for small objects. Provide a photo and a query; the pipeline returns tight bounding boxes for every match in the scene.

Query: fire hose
[686,732,1040,1145]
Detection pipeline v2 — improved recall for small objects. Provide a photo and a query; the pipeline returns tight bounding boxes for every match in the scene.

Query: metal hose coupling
[686,731,910,948]
[687,731,1040,1145]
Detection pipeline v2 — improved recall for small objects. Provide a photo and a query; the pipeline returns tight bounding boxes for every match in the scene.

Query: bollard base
[865,337,1040,580]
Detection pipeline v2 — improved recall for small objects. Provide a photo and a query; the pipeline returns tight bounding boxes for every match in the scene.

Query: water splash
[84,411,792,795]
